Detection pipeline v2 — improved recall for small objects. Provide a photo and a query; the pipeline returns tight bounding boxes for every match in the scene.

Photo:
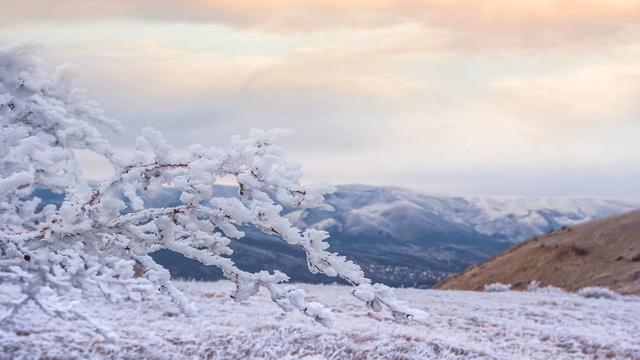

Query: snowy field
[2,281,639,359]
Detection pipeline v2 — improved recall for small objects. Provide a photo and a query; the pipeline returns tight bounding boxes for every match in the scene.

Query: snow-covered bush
[577,287,619,300]
[484,283,511,292]
[526,280,540,292]
[526,281,566,295]
[0,47,427,338]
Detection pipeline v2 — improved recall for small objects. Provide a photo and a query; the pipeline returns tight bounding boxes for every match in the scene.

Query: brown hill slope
[435,210,640,294]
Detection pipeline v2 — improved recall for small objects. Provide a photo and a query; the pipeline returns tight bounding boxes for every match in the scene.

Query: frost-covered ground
[2,281,639,359]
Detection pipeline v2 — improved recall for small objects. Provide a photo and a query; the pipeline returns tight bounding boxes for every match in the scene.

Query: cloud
[3,2,640,196]
[34,39,410,155]
[3,0,640,50]
[9,29,637,195]
[490,62,640,126]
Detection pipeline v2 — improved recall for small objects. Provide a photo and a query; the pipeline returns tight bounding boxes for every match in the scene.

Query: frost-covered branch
[0,47,427,338]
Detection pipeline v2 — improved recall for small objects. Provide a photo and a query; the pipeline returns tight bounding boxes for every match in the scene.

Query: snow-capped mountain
[31,185,640,288]
[291,184,640,243]
[146,184,639,288]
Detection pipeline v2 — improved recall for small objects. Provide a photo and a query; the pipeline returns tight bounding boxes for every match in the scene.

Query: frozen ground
[1,281,639,359]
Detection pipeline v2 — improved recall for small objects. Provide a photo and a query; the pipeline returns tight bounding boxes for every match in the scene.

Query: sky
[1,0,639,197]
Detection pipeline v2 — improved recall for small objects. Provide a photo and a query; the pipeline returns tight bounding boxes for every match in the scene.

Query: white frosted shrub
[526,280,540,292]
[577,287,619,300]
[484,283,511,292]
[527,281,566,295]
[0,47,427,339]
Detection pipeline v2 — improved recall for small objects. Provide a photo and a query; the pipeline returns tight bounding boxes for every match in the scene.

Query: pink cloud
[4,1,640,42]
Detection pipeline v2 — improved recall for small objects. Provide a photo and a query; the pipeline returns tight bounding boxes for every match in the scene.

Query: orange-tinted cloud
[4,1,640,42]
[3,1,640,195]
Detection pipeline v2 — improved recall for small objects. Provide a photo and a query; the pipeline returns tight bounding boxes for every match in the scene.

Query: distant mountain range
[32,185,640,288]
[287,185,640,243]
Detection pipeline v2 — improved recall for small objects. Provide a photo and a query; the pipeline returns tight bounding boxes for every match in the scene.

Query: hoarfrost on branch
[0,47,427,337]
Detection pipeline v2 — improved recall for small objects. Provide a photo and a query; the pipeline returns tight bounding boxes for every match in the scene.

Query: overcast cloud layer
[1,0,639,196]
